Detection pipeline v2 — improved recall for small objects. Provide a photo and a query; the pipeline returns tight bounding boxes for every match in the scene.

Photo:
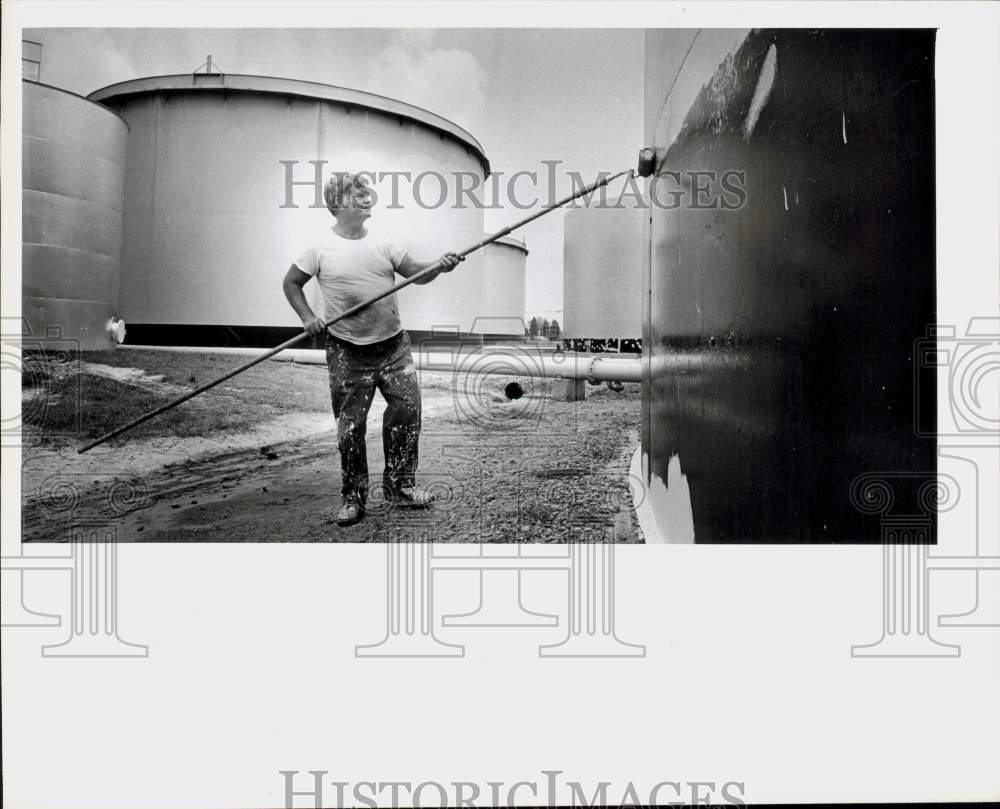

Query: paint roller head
[636,147,657,178]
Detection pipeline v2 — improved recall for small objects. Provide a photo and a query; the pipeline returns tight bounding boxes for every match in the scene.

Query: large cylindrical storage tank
[641,30,937,544]
[22,80,127,349]
[88,74,490,345]
[480,235,527,339]
[563,205,643,343]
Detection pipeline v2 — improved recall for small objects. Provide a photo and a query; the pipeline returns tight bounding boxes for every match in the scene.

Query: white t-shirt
[293,230,408,345]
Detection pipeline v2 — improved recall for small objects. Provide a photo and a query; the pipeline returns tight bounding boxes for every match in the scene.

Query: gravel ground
[357,372,643,543]
[22,365,644,543]
[407,373,642,543]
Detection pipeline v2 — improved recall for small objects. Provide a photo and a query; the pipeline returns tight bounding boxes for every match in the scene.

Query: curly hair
[323,172,370,213]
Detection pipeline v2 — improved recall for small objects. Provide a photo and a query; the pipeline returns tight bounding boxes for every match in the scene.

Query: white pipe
[410,351,642,383]
[119,343,642,383]
[121,344,321,361]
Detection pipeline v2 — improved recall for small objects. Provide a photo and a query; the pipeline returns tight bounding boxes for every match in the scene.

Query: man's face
[339,181,373,221]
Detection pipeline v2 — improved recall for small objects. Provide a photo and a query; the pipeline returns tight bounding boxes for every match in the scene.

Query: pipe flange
[587,356,600,386]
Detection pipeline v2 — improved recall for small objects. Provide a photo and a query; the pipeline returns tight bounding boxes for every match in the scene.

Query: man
[283,172,463,526]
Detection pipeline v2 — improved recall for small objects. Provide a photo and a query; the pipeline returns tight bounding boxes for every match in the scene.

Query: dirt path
[22,380,643,543]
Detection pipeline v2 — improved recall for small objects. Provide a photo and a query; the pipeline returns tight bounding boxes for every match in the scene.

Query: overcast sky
[26,27,644,322]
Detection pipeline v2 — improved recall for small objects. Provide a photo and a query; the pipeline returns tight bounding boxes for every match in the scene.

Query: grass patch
[24,348,333,447]
[21,355,52,388]
[80,348,331,412]
[25,374,260,445]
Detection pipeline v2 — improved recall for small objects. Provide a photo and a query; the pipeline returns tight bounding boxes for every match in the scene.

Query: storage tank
[640,29,937,543]
[22,80,128,349]
[480,235,527,339]
[563,205,643,346]
[88,73,490,346]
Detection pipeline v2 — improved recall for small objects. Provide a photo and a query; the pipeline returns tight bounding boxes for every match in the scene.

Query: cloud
[25,29,140,96]
[364,31,486,130]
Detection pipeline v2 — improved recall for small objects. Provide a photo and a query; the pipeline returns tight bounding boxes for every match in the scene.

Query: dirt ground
[21,353,644,543]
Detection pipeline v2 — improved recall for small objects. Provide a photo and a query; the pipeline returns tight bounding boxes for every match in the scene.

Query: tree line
[525,317,561,340]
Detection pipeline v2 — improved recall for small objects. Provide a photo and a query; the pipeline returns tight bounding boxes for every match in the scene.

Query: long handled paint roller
[78,161,650,454]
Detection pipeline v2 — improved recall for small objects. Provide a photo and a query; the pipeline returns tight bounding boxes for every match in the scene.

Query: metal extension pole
[77,168,633,453]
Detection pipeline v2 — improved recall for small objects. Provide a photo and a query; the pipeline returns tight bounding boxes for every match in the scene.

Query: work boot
[336,497,365,526]
[389,486,436,509]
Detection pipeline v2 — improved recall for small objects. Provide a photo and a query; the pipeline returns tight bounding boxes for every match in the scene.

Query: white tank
[88,73,490,342]
[480,235,527,338]
[22,80,127,349]
[562,205,643,340]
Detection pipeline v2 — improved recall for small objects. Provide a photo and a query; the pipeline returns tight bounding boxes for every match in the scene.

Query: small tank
[481,235,528,339]
[562,205,643,343]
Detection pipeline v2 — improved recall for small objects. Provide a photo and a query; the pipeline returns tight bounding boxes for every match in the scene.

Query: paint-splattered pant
[325,330,421,505]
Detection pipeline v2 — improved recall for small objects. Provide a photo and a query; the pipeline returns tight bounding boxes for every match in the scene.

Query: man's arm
[282,265,326,335]
[395,252,464,285]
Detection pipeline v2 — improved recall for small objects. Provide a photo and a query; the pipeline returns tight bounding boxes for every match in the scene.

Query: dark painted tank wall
[645,30,937,542]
